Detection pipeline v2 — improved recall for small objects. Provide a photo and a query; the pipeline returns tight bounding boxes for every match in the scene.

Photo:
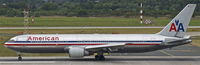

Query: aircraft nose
[4,42,9,47]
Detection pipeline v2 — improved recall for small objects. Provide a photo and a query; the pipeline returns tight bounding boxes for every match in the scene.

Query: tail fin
[157,4,196,38]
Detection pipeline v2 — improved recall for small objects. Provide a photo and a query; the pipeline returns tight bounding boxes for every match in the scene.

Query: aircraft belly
[112,41,190,53]
[5,41,189,53]
[6,46,68,53]
[113,45,166,53]
[6,45,165,53]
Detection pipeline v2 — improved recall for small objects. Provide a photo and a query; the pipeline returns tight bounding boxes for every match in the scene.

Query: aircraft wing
[85,43,126,49]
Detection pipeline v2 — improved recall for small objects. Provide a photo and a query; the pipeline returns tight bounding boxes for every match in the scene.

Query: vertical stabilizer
[157,4,196,37]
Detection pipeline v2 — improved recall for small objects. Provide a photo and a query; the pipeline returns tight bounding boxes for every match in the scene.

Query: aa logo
[169,20,184,32]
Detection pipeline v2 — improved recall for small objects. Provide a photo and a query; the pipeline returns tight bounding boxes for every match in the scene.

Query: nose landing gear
[18,54,22,61]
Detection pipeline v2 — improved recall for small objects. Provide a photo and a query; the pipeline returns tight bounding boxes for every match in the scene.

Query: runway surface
[0,26,200,29]
[0,44,200,65]
[187,32,200,36]
[0,56,200,65]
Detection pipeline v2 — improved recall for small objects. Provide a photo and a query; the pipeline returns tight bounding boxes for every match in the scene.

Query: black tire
[95,55,100,60]
[95,55,105,60]
[18,56,22,61]
[99,55,105,60]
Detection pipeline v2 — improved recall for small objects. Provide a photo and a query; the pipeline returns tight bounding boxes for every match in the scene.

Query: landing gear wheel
[99,55,105,60]
[18,55,22,61]
[95,55,105,60]
[95,55,99,60]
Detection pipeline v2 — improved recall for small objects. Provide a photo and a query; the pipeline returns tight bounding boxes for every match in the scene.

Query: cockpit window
[8,39,15,42]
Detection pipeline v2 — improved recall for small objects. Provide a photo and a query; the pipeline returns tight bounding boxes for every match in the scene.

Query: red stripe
[4,43,160,46]
[126,44,160,45]
[4,44,105,46]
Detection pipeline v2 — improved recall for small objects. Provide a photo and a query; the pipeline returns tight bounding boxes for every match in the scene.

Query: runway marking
[159,50,174,56]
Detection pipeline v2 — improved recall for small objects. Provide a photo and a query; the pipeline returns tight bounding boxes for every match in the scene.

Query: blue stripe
[8,41,163,43]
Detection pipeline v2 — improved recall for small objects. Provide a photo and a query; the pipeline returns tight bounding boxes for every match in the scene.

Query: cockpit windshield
[8,38,15,42]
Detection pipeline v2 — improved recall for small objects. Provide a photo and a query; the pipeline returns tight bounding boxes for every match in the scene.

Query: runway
[0,56,200,65]
[0,26,200,29]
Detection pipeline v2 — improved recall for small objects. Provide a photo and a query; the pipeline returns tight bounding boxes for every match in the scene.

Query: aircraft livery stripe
[4,43,160,46]
[126,44,160,45]
[7,40,163,43]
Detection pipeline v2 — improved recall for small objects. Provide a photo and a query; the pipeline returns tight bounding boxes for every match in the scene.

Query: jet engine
[69,47,89,58]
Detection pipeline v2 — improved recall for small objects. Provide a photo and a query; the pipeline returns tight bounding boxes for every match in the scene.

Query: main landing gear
[95,55,105,60]
[95,52,105,60]
[18,54,22,61]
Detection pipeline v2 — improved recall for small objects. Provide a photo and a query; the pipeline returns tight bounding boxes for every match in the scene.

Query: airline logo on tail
[169,20,184,32]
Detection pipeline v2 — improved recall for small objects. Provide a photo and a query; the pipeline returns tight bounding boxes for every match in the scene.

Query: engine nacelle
[69,47,89,58]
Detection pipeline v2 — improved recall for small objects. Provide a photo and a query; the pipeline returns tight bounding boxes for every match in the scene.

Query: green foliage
[0,0,199,17]
[42,2,58,10]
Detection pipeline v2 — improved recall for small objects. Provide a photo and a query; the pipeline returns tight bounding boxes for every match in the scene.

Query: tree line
[0,0,199,17]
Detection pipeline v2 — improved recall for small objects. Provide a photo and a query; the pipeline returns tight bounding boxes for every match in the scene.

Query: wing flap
[85,43,126,49]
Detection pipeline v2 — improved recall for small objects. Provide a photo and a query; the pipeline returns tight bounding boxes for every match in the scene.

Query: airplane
[4,4,196,60]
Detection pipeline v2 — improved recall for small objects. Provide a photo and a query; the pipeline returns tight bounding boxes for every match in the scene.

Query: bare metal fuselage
[4,34,191,54]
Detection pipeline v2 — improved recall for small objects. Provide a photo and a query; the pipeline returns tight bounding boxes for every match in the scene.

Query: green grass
[0,16,199,27]
[0,28,200,34]
[0,28,200,56]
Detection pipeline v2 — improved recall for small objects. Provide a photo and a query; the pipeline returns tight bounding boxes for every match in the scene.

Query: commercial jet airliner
[4,4,196,60]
